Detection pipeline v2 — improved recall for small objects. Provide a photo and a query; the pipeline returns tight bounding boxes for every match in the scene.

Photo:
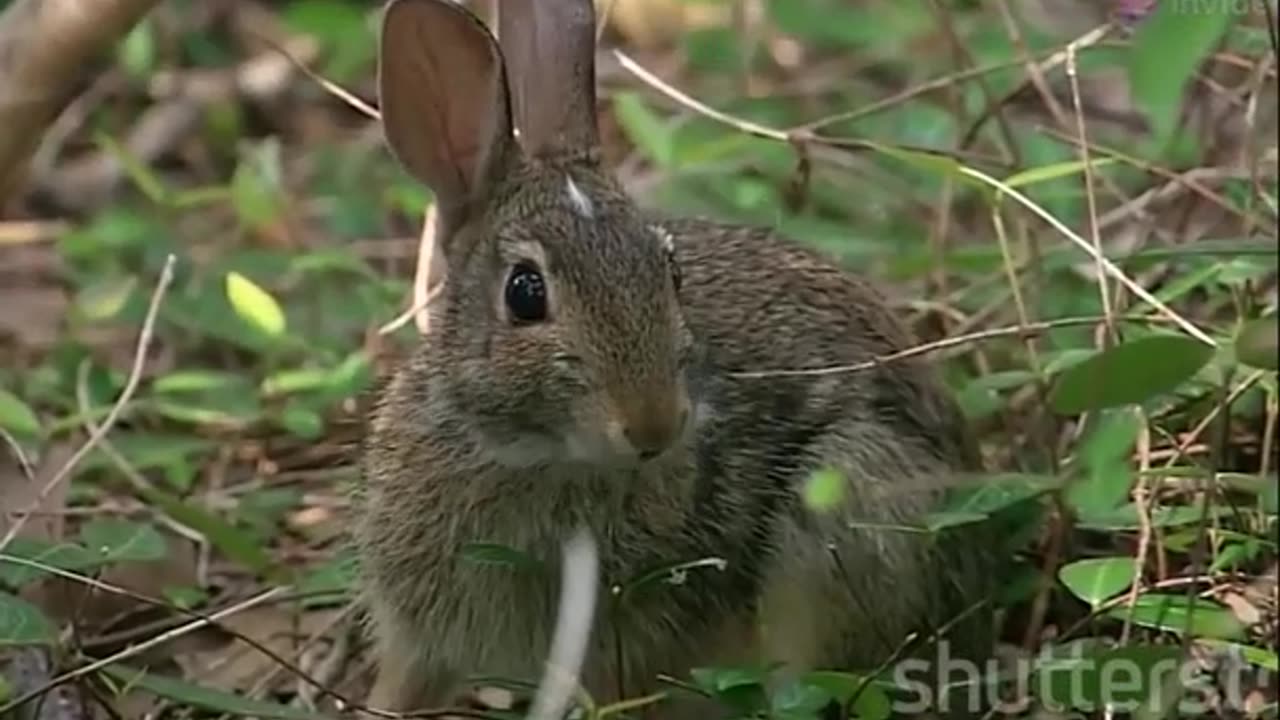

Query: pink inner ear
[378,0,512,208]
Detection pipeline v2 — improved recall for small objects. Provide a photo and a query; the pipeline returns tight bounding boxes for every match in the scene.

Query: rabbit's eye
[505,263,548,323]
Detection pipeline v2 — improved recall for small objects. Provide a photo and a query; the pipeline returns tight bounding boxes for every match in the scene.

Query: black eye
[505,262,547,323]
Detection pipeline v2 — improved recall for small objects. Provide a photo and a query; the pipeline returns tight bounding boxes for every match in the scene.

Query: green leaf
[612,92,675,167]
[1068,409,1140,519]
[1105,593,1246,640]
[229,139,286,229]
[0,591,56,645]
[770,679,833,718]
[927,473,1059,531]
[224,271,287,337]
[1129,0,1239,143]
[152,370,249,394]
[297,552,358,608]
[100,665,338,719]
[1235,316,1278,371]
[1059,556,1138,607]
[1198,639,1278,671]
[1034,643,1184,713]
[261,366,332,396]
[279,401,324,439]
[162,585,209,610]
[1124,238,1279,259]
[803,468,845,512]
[690,665,769,692]
[0,387,40,436]
[764,0,922,50]
[75,275,137,320]
[458,542,545,574]
[280,0,374,80]
[866,141,971,186]
[79,519,167,564]
[1208,541,1261,573]
[689,665,771,715]
[0,539,98,587]
[133,485,280,580]
[96,133,169,205]
[1003,157,1117,189]
[117,17,156,78]
[800,672,894,720]
[1078,502,1231,531]
[80,433,214,476]
[1049,334,1214,414]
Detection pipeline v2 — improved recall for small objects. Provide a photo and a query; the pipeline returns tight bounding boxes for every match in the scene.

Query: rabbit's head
[378,0,696,469]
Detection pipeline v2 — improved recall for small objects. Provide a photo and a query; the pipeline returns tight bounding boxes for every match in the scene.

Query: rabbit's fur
[354,0,996,715]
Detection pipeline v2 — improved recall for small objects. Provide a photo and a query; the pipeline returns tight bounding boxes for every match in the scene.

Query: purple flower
[1114,0,1159,23]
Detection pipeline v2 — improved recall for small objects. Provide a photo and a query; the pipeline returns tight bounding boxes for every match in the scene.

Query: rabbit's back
[665,216,978,468]
[660,216,991,668]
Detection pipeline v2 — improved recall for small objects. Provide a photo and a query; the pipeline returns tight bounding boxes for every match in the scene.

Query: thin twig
[612,49,1216,347]
[1260,390,1277,484]
[0,253,176,553]
[614,50,1005,168]
[1120,409,1155,646]
[729,315,1176,379]
[1160,369,1269,470]
[1066,41,1116,345]
[961,23,1111,148]
[0,585,286,715]
[963,166,1217,346]
[0,427,36,482]
[247,29,379,120]
[1039,126,1274,231]
[797,54,1056,134]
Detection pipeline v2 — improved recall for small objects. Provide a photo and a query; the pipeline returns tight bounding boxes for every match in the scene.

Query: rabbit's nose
[621,407,688,460]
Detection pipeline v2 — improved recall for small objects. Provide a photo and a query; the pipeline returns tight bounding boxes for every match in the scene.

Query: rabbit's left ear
[378,0,516,217]
[496,0,600,158]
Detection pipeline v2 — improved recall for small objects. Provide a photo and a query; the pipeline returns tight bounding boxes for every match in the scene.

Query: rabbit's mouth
[478,420,691,471]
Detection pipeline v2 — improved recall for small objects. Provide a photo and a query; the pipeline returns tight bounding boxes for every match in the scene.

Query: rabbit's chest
[429,537,760,689]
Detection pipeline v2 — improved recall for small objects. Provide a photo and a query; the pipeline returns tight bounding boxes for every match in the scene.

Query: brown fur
[354,0,996,715]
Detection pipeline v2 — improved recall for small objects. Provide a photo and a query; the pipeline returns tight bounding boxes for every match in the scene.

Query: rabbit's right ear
[378,0,515,218]
[496,0,600,158]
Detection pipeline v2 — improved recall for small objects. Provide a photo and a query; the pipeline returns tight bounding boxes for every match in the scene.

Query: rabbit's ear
[497,0,600,158]
[378,0,516,216]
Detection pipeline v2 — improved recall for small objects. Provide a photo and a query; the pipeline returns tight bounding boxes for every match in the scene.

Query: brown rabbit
[354,0,997,716]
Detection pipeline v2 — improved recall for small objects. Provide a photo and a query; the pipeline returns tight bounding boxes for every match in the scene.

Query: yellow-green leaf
[225,271,286,337]
[75,275,137,320]
[0,388,40,437]
[803,468,845,512]
[1059,556,1137,607]
[1004,157,1117,189]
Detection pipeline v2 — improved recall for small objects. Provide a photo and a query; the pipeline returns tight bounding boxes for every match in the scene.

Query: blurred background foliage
[0,0,1276,718]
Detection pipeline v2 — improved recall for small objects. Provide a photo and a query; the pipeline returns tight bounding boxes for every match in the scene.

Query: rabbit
[352,0,999,716]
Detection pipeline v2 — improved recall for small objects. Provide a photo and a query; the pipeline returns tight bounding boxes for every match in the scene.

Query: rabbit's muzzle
[595,378,691,463]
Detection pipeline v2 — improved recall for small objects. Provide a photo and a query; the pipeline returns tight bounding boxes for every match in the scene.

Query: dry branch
[0,0,164,206]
